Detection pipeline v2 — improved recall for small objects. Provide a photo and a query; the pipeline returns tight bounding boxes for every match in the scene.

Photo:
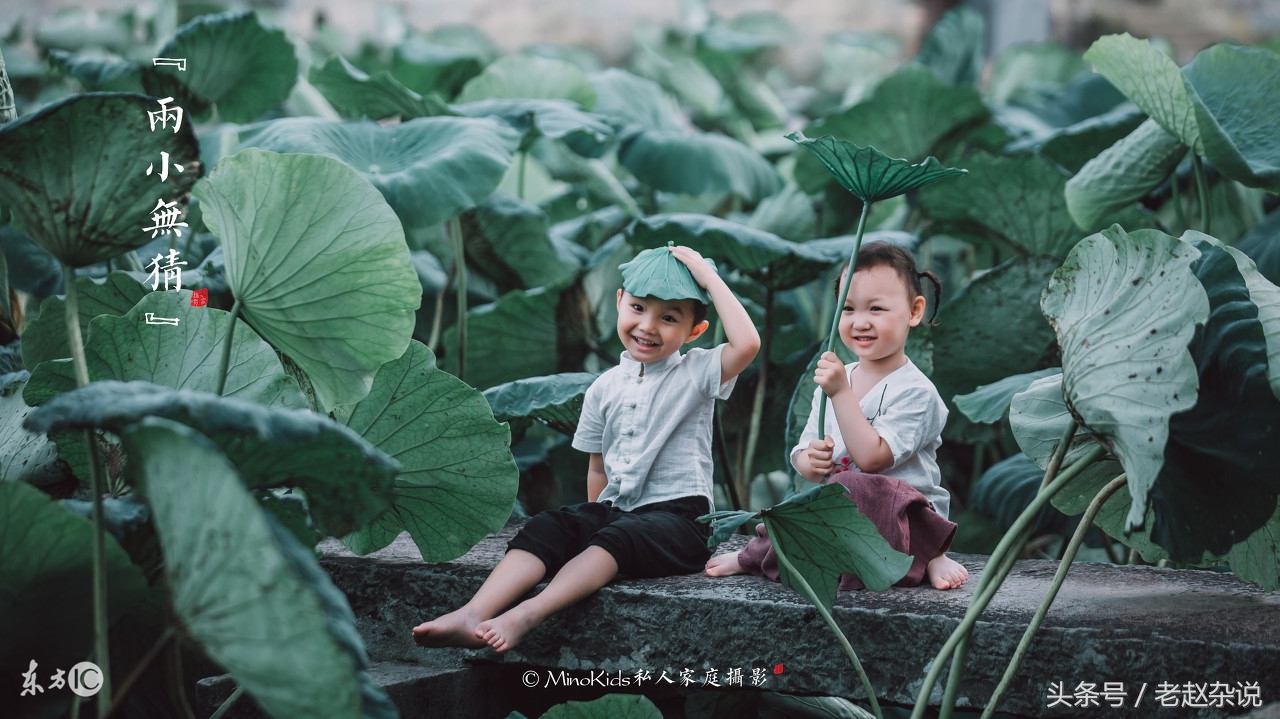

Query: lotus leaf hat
[619,243,713,305]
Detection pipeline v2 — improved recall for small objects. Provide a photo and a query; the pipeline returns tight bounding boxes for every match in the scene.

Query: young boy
[413,244,760,653]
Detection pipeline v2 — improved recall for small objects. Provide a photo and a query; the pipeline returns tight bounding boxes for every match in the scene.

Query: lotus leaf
[336,341,518,561]
[390,37,485,99]
[619,244,710,304]
[121,418,393,719]
[1041,227,1208,532]
[1084,33,1203,153]
[788,131,966,205]
[588,68,686,133]
[21,272,148,369]
[540,694,663,719]
[0,376,72,491]
[309,55,452,120]
[1064,118,1187,232]
[454,98,613,158]
[237,116,518,228]
[461,191,581,293]
[953,368,1063,425]
[618,130,781,202]
[193,149,420,411]
[455,54,596,109]
[0,93,201,267]
[483,371,597,439]
[914,6,985,86]
[1183,43,1280,193]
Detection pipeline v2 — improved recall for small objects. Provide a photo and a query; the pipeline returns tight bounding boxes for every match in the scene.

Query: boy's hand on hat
[815,351,850,398]
[668,245,715,288]
[807,436,836,475]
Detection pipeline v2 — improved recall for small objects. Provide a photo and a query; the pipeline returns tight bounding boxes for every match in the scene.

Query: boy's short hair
[689,299,708,327]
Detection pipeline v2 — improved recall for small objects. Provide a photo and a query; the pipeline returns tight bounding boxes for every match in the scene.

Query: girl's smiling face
[838,265,926,368]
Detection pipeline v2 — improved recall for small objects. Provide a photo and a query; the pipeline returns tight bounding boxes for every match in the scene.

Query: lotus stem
[517,150,527,201]
[914,442,1104,719]
[103,626,176,719]
[450,217,467,382]
[1192,154,1211,235]
[64,262,112,715]
[768,518,884,719]
[980,473,1128,719]
[208,685,245,719]
[427,262,456,354]
[741,282,773,491]
[214,300,242,397]
[817,201,871,458]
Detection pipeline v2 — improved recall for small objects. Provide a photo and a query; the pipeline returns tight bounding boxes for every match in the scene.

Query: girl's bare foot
[927,554,969,590]
[705,551,747,577]
[477,605,544,653]
[412,609,488,649]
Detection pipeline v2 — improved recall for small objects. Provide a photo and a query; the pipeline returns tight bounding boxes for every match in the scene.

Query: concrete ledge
[319,520,1279,718]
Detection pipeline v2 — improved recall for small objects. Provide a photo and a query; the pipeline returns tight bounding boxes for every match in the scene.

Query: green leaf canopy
[23,291,306,410]
[0,377,72,491]
[1183,43,1280,193]
[618,130,781,202]
[1040,226,1209,532]
[0,93,201,267]
[309,55,452,120]
[193,149,420,411]
[1083,33,1203,153]
[121,418,393,719]
[25,381,398,537]
[788,131,966,204]
[238,116,518,228]
[336,341,518,561]
[1064,118,1187,232]
[455,54,597,109]
[0,481,147,681]
[483,371,597,439]
[460,191,581,293]
[763,483,912,609]
[149,11,298,123]
[953,368,1063,425]
[914,6,985,86]
[21,272,147,370]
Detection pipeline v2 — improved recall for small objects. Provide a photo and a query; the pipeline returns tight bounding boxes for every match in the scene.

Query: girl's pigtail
[918,271,942,326]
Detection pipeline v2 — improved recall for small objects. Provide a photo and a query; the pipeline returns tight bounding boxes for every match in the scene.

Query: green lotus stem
[1192,154,1211,235]
[768,518,884,719]
[980,473,1128,719]
[208,685,245,719]
[818,201,871,463]
[741,283,773,489]
[517,150,527,201]
[214,300,242,397]
[450,217,467,382]
[913,443,1105,719]
[63,263,112,715]
[103,626,176,719]
[427,262,455,355]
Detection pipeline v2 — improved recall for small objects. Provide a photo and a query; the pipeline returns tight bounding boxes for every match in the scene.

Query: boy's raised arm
[669,246,761,384]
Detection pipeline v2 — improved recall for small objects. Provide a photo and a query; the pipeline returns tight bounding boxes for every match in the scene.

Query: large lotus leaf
[763,483,912,608]
[23,291,305,410]
[628,213,847,290]
[1,225,62,300]
[1138,233,1280,559]
[390,37,484,100]
[1064,118,1187,232]
[461,191,580,293]
[618,130,781,202]
[309,55,452,120]
[453,98,613,158]
[1237,207,1280,286]
[0,481,147,680]
[631,45,728,121]
[0,93,201,267]
[917,152,1082,258]
[1009,374,1112,470]
[744,182,817,242]
[483,372,597,438]
[1029,105,1146,175]
[1006,71,1129,130]
[149,11,297,123]
[789,131,967,205]
[0,377,73,491]
[1041,226,1208,532]
[193,149,420,412]
[532,138,641,215]
[1083,34,1203,154]
[954,367,1062,425]
[1228,502,1280,590]
[443,278,593,391]
[914,6,985,86]
[588,68,686,133]
[541,694,663,719]
[617,243,710,304]
[24,381,397,537]
[1183,43,1280,193]
[989,41,1088,106]
[120,418,391,719]
[21,271,148,369]
[971,454,1073,536]
[795,64,988,192]
[926,255,1062,407]
[237,116,518,228]
[335,341,518,561]
[47,49,143,93]
[455,54,596,109]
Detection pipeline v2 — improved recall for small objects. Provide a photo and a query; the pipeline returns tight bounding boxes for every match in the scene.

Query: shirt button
[628,402,637,408]
[636,377,643,384]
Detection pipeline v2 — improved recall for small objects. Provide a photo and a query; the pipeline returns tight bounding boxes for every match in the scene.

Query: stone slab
[319,521,1280,718]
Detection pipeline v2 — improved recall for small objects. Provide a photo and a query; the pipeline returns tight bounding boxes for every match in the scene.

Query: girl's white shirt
[790,358,951,519]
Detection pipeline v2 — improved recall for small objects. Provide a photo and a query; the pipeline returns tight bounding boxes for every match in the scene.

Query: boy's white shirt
[790,358,951,519]
[573,344,735,511]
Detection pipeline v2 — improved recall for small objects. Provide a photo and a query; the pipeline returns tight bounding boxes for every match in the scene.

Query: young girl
[706,241,969,590]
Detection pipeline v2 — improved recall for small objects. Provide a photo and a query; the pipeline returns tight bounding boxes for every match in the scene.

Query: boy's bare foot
[704,551,747,577]
[477,605,544,653]
[412,609,488,649]
[927,554,969,590]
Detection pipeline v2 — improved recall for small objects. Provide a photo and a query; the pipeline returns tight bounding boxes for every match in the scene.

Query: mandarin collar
[618,350,680,377]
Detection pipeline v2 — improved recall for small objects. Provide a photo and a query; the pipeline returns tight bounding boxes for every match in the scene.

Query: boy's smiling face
[616,289,708,362]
